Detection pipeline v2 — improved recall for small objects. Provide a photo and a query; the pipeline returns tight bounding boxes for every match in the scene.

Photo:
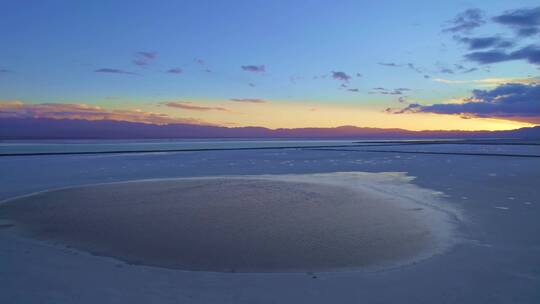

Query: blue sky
[0,0,539,130]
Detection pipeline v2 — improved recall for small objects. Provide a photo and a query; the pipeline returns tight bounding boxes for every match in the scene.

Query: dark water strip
[0,144,387,157]
[305,148,540,158]
[353,140,540,146]
[1,141,538,157]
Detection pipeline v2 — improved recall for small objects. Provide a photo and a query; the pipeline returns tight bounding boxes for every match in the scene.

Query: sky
[0,0,539,131]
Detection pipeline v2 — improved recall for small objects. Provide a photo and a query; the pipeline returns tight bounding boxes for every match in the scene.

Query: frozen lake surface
[0,139,539,303]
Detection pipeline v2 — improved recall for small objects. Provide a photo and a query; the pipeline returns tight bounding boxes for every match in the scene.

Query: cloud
[331,71,351,83]
[94,68,136,75]
[387,83,540,123]
[379,62,430,78]
[493,6,540,37]
[456,36,514,50]
[248,83,256,87]
[453,64,478,73]
[162,101,229,112]
[167,68,182,74]
[407,63,424,74]
[194,58,205,65]
[443,8,485,33]
[0,69,12,73]
[433,76,540,86]
[465,44,540,65]
[229,98,267,104]
[0,101,207,125]
[439,67,454,74]
[241,65,265,73]
[133,51,157,67]
[370,87,410,95]
[347,88,359,92]
[356,72,363,77]
[378,62,401,67]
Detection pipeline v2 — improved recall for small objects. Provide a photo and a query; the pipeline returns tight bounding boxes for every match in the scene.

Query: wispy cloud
[433,76,540,86]
[443,8,485,33]
[167,68,183,74]
[162,101,229,112]
[455,36,514,50]
[378,62,430,78]
[386,83,540,124]
[133,51,157,67]
[94,68,136,75]
[370,87,410,95]
[378,62,401,67]
[241,65,265,73]
[0,69,12,73]
[0,101,207,125]
[229,98,267,104]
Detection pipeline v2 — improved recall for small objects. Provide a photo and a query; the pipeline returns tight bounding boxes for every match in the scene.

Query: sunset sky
[1,0,539,131]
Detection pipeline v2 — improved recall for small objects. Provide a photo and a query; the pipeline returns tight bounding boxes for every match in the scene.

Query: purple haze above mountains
[1,118,539,140]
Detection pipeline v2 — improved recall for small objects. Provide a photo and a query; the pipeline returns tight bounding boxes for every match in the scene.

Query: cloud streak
[94,68,136,75]
[229,98,267,103]
[456,36,514,50]
[465,44,540,65]
[370,87,410,95]
[162,101,229,112]
[241,65,265,73]
[0,101,207,125]
[167,68,183,74]
[443,9,485,33]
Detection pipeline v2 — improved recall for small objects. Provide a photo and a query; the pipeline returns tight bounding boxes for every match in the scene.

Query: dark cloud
[387,83,540,123]
[241,65,265,73]
[347,88,359,92]
[493,6,540,37]
[229,98,267,103]
[443,9,485,33]
[356,72,363,77]
[133,51,157,67]
[167,68,182,74]
[456,36,514,50]
[248,83,256,87]
[331,71,351,83]
[162,101,229,112]
[465,44,540,65]
[378,62,401,67]
[94,68,136,75]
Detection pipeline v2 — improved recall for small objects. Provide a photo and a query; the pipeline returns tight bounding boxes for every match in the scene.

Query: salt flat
[0,143,539,303]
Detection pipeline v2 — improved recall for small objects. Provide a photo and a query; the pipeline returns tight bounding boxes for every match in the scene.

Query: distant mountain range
[1,117,539,139]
